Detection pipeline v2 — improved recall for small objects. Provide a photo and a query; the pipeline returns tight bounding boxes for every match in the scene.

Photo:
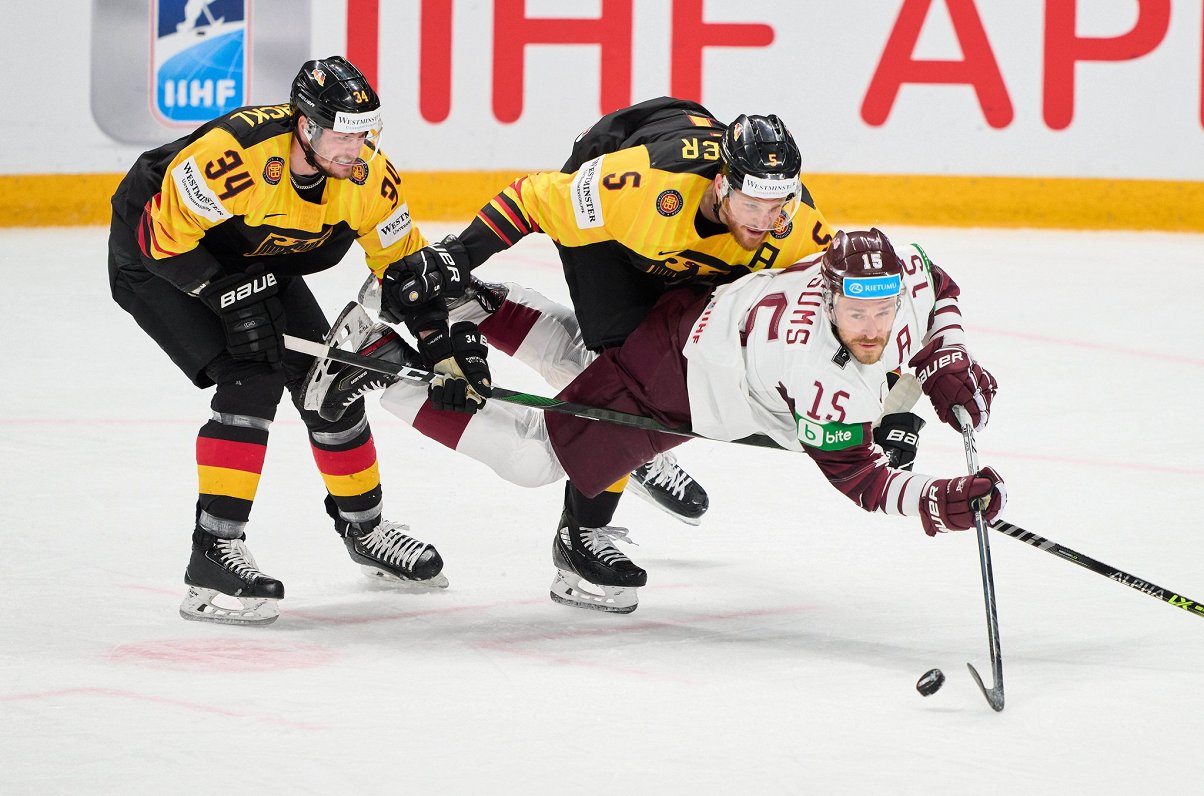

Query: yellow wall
[2,171,1201,232]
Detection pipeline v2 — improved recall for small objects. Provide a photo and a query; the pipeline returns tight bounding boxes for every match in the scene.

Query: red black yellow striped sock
[195,416,269,535]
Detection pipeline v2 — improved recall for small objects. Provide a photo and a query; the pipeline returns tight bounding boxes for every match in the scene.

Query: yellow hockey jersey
[461,118,833,283]
[112,103,426,293]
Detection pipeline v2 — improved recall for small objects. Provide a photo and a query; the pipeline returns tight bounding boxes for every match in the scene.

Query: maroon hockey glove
[199,269,285,365]
[381,235,470,315]
[909,341,997,432]
[919,466,1007,536]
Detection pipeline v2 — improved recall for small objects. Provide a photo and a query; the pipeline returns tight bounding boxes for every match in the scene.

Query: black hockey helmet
[290,55,381,132]
[719,114,802,198]
[820,229,905,305]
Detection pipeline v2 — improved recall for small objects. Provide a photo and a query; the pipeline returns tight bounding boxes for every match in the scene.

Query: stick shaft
[953,406,1005,711]
[991,519,1204,618]
[283,334,788,448]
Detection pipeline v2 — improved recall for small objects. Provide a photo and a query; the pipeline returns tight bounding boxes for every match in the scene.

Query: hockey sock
[565,481,624,528]
[307,411,384,522]
[195,414,270,537]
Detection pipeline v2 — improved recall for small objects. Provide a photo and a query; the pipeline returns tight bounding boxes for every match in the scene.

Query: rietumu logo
[152,0,248,124]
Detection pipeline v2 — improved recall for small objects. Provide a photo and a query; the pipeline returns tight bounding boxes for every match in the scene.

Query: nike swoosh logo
[657,250,681,257]
[264,213,287,218]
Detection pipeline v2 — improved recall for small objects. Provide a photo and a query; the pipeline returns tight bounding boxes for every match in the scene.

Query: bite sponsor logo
[797,417,864,450]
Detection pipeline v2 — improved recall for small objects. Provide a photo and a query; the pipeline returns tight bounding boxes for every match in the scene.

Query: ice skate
[445,275,509,316]
[549,513,646,614]
[302,302,420,422]
[627,451,709,525]
[180,530,284,626]
[337,515,449,589]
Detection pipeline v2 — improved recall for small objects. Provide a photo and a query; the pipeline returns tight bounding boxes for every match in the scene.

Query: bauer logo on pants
[151,0,248,124]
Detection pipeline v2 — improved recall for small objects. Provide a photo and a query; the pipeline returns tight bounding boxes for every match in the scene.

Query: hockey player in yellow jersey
[369,97,834,612]
[108,56,492,625]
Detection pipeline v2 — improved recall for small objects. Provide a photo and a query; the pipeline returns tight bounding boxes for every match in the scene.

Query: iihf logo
[152,0,248,125]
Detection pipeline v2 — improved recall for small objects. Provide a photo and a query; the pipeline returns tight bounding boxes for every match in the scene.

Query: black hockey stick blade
[954,406,1006,712]
[967,662,1005,712]
[282,334,788,449]
[991,519,1204,620]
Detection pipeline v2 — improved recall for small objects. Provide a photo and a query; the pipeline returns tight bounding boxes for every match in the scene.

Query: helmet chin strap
[295,119,323,172]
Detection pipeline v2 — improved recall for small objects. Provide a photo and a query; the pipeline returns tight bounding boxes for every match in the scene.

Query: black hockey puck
[916,668,945,696]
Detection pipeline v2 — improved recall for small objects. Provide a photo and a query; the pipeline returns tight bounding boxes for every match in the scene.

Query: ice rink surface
[3,223,1203,794]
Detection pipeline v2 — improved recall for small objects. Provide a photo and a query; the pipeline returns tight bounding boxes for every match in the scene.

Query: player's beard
[839,331,888,364]
[315,156,355,180]
[718,203,771,251]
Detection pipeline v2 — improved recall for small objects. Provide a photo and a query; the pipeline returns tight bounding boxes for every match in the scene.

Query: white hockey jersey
[684,243,940,452]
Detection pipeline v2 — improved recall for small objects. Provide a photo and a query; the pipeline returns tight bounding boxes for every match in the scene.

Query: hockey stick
[288,333,927,449]
[283,334,793,448]
[953,406,1005,712]
[991,519,1204,619]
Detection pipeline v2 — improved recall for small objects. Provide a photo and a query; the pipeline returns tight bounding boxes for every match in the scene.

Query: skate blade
[360,565,449,590]
[625,480,705,526]
[549,570,638,614]
[179,586,280,626]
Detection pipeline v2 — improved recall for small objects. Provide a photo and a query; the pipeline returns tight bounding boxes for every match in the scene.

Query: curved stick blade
[967,662,1005,712]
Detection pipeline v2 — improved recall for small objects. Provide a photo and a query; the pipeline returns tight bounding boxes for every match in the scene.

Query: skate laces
[356,520,430,569]
[642,452,694,499]
[215,538,267,581]
[338,374,394,409]
[580,526,637,566]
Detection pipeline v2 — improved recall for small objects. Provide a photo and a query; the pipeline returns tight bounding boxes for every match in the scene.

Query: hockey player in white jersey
[307,228,1005,613]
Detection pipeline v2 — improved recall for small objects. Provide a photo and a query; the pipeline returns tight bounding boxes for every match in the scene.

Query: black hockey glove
[199,269,285,365]
[381,235,470,317]
[417,321,492,414]
[873,412,925,471]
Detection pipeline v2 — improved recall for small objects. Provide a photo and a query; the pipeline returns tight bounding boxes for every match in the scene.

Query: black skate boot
[301,303,422,423]
[627,451,709,525]
[180,529,284,626]
[336,514,449,589]
[550,511,647,614]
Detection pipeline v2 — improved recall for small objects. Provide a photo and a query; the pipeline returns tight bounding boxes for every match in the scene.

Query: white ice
[2,223,1203,793]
